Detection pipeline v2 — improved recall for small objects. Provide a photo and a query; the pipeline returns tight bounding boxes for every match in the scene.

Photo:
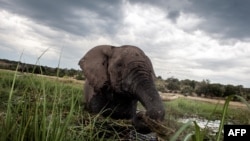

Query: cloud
[0,0,123,36]
[186,0,250,40]
[130,0,250,41]
[176,12,204,31]
[114,2,250,86]
[0,10,59,58]
[0,0,250,87]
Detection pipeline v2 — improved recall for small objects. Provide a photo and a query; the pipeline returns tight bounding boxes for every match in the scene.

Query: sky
[0,0,250,87]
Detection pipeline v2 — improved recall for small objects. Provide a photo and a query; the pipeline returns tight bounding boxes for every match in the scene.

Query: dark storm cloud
[129,0,250,40]
[187,0,250,40]
[0,0,123,36]
[1,0,250,87]
[167,10,180,22]
[2,0,250,40]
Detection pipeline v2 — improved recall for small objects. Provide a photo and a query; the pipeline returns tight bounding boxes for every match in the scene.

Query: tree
[224,85,237,97]
[181,85,193,95]
[166,77,180,91]
[75,72,85,80]
[155,77,168,92]
[181,79,196,89]
[195,79,210,96]
[66,68,78,77]
[208,83,225,97]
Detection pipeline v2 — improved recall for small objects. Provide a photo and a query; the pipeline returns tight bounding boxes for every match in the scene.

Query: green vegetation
[2,58,250,101]
[164,96,250,141]
[0,59,84,79]
[0,69,80,140]
[0,69,132,141]
[165,98,250,124]
[157,77,250,101]
[0,68,250,140]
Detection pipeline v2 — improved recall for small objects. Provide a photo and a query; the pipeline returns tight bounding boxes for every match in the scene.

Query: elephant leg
[88,95,137,119]
[105,97,137,119]
[84,81,129,117]
[84,80,108,113]
[90,93,137,119]
[88,93,109,113]
[85,81,137,119]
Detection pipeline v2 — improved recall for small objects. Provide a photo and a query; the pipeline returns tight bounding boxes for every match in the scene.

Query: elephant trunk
[135,80,165,121]
[122,62,165,121]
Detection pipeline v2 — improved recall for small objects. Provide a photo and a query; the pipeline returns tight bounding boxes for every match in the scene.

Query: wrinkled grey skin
[79,45,165,133]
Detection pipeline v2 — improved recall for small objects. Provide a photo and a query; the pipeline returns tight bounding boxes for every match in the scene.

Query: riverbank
[160,93,247,108]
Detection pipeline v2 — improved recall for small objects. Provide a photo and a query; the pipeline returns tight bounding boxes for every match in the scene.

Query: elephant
[78,45,165,134]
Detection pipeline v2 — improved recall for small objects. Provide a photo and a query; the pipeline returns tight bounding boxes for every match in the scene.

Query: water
[178,117,222,134]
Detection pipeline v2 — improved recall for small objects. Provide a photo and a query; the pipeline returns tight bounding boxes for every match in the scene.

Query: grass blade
[216,95,234,141]
[234,95,250,110]
[192,121,204,141]
[170,120,192,141]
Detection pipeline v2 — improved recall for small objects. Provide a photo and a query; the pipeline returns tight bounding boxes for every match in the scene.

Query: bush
[75,72,85,80]
[181,85,193,95]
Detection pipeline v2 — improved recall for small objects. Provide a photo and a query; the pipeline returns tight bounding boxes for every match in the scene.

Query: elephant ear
[79,45,113,91]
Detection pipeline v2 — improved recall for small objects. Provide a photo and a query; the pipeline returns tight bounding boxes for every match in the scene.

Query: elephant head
[79,45,165,133]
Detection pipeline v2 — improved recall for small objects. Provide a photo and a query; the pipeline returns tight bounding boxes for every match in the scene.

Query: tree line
[156,76,250,101]
[0,59,84,80]
[1,58,249,101]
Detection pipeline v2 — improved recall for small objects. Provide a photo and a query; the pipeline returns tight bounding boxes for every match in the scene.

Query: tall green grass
[0,69,134,141]
[0,69,80,141]
[1,65,250,140]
